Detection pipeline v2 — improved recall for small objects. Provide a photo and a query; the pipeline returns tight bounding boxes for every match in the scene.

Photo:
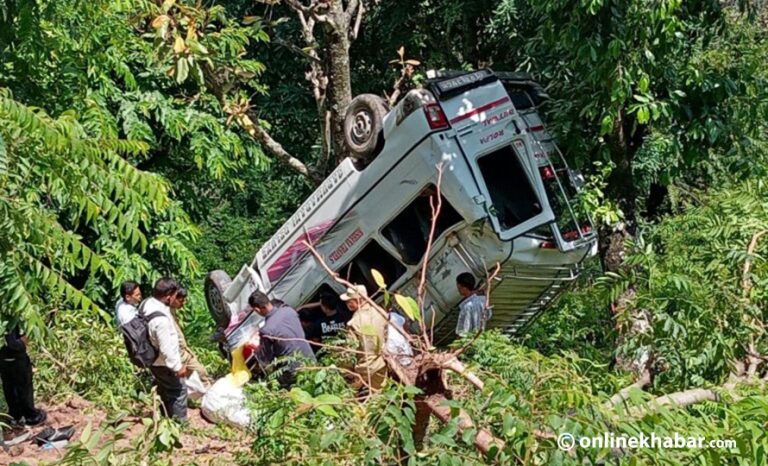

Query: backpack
[119,301,166,368]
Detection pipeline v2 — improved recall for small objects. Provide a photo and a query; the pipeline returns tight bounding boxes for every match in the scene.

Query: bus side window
[340,240,406,296]
[382,185,463,265]
[302,283,340,308]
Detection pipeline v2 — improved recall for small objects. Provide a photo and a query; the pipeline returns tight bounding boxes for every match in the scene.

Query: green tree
[515,1,768,230]
[0,91,197,333]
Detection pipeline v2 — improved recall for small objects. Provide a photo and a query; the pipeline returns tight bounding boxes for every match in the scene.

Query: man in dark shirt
[0,321,47,426]
[298,293,351,353]
[248,291,316,387]
[313,293,351,340]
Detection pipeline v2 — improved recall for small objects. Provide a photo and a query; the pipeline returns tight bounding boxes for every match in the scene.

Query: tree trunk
[412,397,431,450]
[324,1,352,164]
[600,108,646,271]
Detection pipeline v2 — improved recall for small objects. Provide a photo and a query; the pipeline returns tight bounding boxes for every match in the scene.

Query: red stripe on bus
[266,220,334,282]
[449,96,511,124]
[529,125,545,132]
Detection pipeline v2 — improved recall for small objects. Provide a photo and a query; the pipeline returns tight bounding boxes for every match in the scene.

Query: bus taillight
[562,225,593,241]
[424,103,449,129]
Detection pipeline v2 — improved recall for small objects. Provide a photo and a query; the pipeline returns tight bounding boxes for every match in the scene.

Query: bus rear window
[507,89,535,110]
[340,240,406,296]
[478,146,542,230]
[382,186,463,265]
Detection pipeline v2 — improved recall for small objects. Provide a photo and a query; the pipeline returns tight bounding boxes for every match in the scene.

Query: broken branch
[741,229,768,296]
[302,241,416,347]
[443,357,485,391]
[426,393,505,456]
[603,369,652,410]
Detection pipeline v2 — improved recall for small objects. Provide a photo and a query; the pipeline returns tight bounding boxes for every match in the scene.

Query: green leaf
[394,294,421,321]
[316,405,338,417]
[600,114,613,135]
[315,394,342,404]
[80,421,92,443]
[289,388,313,404]
[637,106,650,124]
[176,58,189,84]
[371,269,387,289]
[638,76,649,93]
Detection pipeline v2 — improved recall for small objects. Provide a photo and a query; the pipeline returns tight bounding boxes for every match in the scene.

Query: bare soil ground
[1,396,250,465]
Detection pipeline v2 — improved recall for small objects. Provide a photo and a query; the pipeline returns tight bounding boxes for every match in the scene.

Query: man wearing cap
[341,285,388,390]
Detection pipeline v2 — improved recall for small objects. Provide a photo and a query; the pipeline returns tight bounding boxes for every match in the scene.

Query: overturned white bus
[206,69,598,347]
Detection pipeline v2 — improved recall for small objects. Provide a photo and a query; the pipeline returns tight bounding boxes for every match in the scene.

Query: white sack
[200,376,251,429]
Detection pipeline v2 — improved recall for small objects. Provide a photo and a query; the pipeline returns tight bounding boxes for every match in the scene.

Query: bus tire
[344,94,388,165]
[205,270,232,328]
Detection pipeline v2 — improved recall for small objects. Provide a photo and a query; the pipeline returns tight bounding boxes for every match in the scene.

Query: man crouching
[247,291,315,388]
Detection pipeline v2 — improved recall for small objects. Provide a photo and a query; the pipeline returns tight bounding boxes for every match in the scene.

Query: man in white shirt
[114,281,142,327]
[455,273,491,337]
[144,277,189,421]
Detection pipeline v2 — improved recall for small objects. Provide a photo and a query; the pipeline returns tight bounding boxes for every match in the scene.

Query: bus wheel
[205,270,232,328]
[344,94,388,165]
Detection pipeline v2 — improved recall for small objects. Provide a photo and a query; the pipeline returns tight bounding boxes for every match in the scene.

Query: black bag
[119,301,165,368]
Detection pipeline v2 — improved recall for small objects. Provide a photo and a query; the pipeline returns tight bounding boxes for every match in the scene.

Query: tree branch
[283,0,310,15]
[202,65,319,183]
[628,376,752,418]
[416,163,444,348]
[426,393,505,457]
[745,344,762,378]
[442,356,484,391]
[283,0,332,173]
[742,229,767,296]
[349,0,364,40]
[641,388,718,411]
[241,110,320,184]
[303,240,416,347]
[603,369,652,410]
[346,0,360,26]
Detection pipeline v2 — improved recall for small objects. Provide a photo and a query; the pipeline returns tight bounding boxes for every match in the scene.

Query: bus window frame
[297,282,344,309]
[379,184,465,266]
[337,238,408,296]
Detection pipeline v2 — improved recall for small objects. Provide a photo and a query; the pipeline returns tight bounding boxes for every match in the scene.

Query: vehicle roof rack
[424,69,549,104]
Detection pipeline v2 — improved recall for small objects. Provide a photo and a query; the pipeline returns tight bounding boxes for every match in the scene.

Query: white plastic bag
[200,376,251,429]
[184,371,208,401]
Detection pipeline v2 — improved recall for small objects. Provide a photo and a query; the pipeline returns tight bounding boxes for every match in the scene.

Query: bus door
[438,78,555,241]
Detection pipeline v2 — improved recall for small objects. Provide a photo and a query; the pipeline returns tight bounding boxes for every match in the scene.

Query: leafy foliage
[1,1,768,465]
[605,179,768,390]
[0,91,198,335]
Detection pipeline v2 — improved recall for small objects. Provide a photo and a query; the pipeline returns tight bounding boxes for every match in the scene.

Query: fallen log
[426,393,505,454]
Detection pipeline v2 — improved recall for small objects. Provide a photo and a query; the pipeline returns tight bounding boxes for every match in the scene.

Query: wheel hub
[351,110,373,144]
[208,287,226,316]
